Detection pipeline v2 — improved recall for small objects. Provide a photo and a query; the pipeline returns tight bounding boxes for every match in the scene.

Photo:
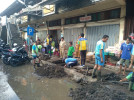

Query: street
[0,60,77,100]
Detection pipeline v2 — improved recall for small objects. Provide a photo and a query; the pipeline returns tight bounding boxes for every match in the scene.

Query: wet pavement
[0,60,78,100]
[0,71,20,100]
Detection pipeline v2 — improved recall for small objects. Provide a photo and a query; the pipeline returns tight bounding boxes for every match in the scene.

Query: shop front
[86,24,120,52]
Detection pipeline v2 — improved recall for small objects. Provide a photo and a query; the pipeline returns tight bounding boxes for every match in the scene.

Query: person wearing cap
[120,68,134,91]
[117,37,133,75]
[92,35,109,81]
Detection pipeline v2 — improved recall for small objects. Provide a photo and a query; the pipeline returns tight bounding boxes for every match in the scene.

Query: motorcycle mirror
[13,43,17,47]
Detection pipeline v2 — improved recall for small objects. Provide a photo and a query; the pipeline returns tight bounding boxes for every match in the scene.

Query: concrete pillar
[61,19,65,37]
[119,6,126,43]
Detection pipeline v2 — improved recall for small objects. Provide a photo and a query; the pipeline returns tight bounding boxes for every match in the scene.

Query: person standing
[44,38,47,54]
[30,37,33,52]
[67,42,75,58]
[32,41,40,68]
[26,35,30,52]
[78,33,87,67]
[37,37,41,45]
[75,35,81,58]
[92,35,109,81]
[47,34,52,57]
[59,37,66,60]
[117,37,133,75]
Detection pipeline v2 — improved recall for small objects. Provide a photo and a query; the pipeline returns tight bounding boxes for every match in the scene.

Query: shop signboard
[80,16,92,22]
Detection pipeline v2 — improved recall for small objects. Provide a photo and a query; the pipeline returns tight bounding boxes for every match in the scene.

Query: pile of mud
[35,64,66,78]
[40,54,50,60]
[69,82,134,100]
[102,73,121,81]
[51,60,65,66]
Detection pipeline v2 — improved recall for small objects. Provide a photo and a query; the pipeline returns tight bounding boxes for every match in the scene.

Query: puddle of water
[2,61,77,100]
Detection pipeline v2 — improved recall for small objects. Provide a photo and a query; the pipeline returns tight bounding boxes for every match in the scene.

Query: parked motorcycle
[0,42,10,57]
[2,43,17,65]
[9,46,31,67]
[2,49,13,65]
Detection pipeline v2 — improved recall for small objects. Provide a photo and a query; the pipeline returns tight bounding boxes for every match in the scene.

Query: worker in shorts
[117,37,133,75]
[32,41,40,68]
[92,35,109,81]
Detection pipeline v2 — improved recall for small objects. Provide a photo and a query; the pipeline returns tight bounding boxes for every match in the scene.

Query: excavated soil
[69,82,134,100]
[69,72,134,100]
[40,54,51,60]
[35,64,66,78]
[102,73,121,81]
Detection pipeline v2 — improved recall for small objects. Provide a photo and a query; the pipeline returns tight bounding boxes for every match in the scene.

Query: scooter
[0,43,10,57]
[9,46,31,67]
[2,43,18,65]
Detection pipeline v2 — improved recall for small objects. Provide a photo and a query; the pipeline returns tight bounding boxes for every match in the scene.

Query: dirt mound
[35,64,66,78]
[40,54,50,60]
[102,73,121,81]
[51,60,65,66]
[69,82,134,100]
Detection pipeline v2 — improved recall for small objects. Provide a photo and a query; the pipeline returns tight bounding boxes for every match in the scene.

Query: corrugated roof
[0,0,42,17]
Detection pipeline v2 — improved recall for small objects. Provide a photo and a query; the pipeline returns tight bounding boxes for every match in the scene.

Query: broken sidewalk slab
[0,72,20,100]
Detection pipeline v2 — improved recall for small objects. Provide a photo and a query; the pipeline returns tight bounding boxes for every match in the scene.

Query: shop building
[0,0,126,51]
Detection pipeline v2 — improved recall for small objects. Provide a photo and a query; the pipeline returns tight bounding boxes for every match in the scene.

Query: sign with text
[27,27,34,36]
[80,16,92,22]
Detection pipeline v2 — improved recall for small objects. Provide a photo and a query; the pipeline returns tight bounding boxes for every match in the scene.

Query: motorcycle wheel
[10,58,18,67]
[3,57,10,65]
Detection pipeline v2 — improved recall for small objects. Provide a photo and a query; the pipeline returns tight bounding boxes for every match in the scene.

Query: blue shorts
[95,54,105,66]
[32,55,37,59]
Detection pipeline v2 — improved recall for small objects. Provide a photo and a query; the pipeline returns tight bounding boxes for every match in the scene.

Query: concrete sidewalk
[0,71,20,100]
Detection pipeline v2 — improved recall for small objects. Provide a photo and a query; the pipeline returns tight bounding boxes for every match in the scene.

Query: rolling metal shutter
[86,24,120,52]
[64,28,83,47]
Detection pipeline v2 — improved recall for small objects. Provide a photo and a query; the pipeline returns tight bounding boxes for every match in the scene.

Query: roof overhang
[19,0,126,28]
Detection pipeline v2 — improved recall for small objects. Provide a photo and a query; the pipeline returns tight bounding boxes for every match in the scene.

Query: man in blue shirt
[118,37,133,75]
[92,35,109,81]
[64,58,77,68]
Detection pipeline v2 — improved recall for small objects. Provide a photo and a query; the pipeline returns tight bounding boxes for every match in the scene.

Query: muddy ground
[69,73,134,100]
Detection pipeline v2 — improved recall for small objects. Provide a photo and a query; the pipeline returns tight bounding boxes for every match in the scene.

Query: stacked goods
[86,52,94,62]
[105,40,125,56]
